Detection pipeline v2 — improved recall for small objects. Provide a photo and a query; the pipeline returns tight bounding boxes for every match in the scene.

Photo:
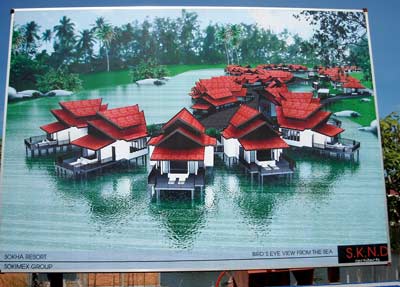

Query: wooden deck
[311,138,360,161]
[55,152,147,179]
[239,155,295,185]
[24,135,71,157]
[148,167,205,201]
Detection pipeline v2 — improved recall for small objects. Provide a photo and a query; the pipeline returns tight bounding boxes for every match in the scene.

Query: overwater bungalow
[259,82,289,118]
[274,91,360,160]
[55,104,148,178]
[190,76,248,114]
[221,104,295,183]
[148,108,216,200]
[257,63,308,72]
[24,98,108,157]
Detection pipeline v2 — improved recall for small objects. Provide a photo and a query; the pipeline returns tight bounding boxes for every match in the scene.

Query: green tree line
[10,9,370,91]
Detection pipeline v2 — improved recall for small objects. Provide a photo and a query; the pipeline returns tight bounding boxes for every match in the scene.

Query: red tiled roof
[191,103,211,110]
[148,135,163,145]
[222,118,266,139]
[276,107,331,130]
[203,95,238,107]
[163,108,205,133]
[40,122,68,134]
[239,136,289,151]
[232,87,247,97]
[281,100,321,120]
[343,81,365,89]
[151,146,205,161]
[207,88,232,99]
[51,109,88,128]
[282,92,314,103]
[71,134,114,151]
[229,105,260,128]
[98,105,143,129]
[313,123,344,137]
[59,99,106,117]
[89,113,147,141]
[155,127,216,147]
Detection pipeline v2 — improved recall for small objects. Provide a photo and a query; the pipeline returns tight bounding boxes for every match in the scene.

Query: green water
[0,69,388,256]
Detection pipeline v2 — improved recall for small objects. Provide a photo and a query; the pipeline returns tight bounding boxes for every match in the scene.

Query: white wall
[281,128,333,148]
[280,128,313,147]
[222,137,240,158]
[204,146,214,167]
[53,127,87,142]
[99,138,148,161]
[148,145,156,166]
[313,132,331,145]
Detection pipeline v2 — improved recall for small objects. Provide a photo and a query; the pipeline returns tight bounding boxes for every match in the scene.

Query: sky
[12,7,326,51]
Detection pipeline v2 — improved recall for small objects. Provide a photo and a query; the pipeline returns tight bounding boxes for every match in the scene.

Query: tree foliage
[294,11,367,66]
[380,113,400,228]
[10,10,372,91]
[36,68,82,92]
[129,59,169,82]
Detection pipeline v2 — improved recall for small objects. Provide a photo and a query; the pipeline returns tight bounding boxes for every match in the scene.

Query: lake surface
[0,69,388,258]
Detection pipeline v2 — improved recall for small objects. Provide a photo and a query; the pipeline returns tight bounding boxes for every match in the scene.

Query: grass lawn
[349,72,373,89]
[80,63,227,90]
[326,97,377,126]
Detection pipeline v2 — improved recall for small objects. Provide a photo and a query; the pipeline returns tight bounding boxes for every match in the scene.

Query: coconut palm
[93,17,115,72]
[230,24,242,64]
[53,16,75,46]
[53,16,76,65]
[23,21,40,54]
[12,25,26,54]
[76,29,95,64]
[216,26,232,65]
[41,29,52,43]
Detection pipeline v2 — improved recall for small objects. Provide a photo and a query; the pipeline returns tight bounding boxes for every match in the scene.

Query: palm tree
[23,21,40,54]
[230,24,242,65]
[93,17,115,72]
[216,26,232,65]
[76,29,95,64]
[12,25,25,55]
[53,16,76,65]
[41,29,52,43]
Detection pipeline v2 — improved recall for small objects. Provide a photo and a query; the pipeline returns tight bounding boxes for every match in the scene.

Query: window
[170,161,188,173]
[130,138,146,152]
[281,128,300,141]
[257,149,273,161]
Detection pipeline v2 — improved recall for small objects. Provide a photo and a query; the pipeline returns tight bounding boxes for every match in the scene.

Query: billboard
[0,6,390,272]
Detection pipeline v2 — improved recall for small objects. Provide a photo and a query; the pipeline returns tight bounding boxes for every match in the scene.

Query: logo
[337,244,389,264]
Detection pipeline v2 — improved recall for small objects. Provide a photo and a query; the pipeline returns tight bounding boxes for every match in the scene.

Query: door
[239,146,244,160]
[250,151,256,163]
[112,146,116,161]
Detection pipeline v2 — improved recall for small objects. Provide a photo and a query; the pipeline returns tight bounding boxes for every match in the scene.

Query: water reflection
[149,199,207,249]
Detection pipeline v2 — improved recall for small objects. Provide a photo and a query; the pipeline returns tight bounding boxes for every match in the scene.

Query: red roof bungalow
[25,98,108,157]
[257,63,308,72]
[190,76,248,113]
[221,105,294,177]
[225,65,252,75]
[56,104,148,178]
[273,92,361,156]
[342,78,366,94]
[148,108,216,193]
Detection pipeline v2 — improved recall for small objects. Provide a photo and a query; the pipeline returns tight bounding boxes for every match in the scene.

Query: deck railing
[56,154,114,174]
[24,134,69,150]
[313,137,360,153]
